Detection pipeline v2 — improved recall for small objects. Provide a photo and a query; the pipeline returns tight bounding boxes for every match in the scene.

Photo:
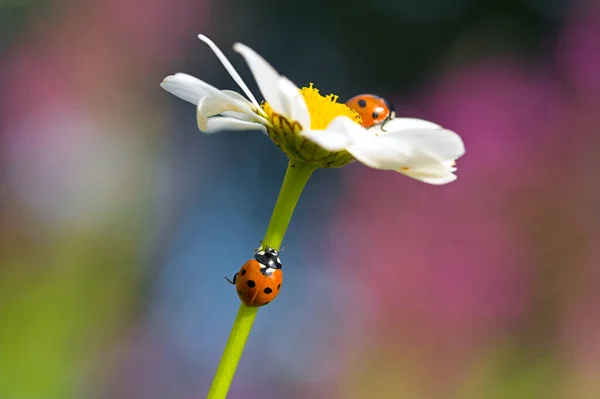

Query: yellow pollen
[261,83,362,130]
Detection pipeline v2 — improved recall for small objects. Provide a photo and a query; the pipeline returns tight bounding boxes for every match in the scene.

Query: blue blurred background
[1,0,599,398]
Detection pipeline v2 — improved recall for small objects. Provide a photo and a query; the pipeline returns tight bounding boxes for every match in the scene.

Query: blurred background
[1,0,599,398]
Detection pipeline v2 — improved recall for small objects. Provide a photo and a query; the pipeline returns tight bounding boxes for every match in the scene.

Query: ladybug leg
[253,240,263,255]
[379,112,396,133]
[224,273,238,285]
[380,119,391,132]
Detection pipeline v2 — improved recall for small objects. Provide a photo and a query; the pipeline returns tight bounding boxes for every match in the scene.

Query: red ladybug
[345,94,395,128]
[226,247,283,307]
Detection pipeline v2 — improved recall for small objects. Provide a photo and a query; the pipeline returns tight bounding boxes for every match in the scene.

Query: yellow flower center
[261,83,362,130]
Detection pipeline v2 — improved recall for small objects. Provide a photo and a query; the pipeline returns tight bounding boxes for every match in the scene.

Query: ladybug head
[254,247,282,269]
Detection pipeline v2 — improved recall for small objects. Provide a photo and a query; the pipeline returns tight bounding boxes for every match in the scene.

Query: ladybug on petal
[226,246,283,307]
[345,94,395,128]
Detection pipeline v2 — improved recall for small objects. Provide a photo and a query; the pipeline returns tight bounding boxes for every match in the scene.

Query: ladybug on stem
[345,94,396,128]
[226,246,283,307]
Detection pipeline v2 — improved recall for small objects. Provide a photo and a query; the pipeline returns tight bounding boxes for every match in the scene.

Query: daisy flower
[161,34,465,184]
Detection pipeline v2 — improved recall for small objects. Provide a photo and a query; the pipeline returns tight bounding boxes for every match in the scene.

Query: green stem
[206,160,317,399]
[261,160,317,251]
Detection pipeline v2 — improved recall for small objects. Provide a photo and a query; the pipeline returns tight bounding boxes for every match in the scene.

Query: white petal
[161,74,261,121]
[301,130,354,151]
[327,116,375,143]
[221,89,254,104]
[393,149,460,185]
[407,158,457,175]
[200,93,252,117]
[384,128,465,162]
[346,136,416,170]
[161,73,215,105]
[278,77,310,128]
[197,97,268,133]
[199,96,239,117]
[400,170,458,185]
[221,90,270,125]
[198,34,261,109]
[301,116,369,151]
[221,110,267,124]
[373,118,442,133]
[204,117,267,134]
[194,91,265,131]
[406,161,454,178]
[233,42,288,118]
[196,97,208,131]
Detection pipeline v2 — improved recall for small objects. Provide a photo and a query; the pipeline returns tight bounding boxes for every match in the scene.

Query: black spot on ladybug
[372,111,379,119]
[240,269,246,276]
[236,290,242,296]
[264,287,273,294]
[277,284,281,290]
[357,99,367,108]
[247,280,256,288]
